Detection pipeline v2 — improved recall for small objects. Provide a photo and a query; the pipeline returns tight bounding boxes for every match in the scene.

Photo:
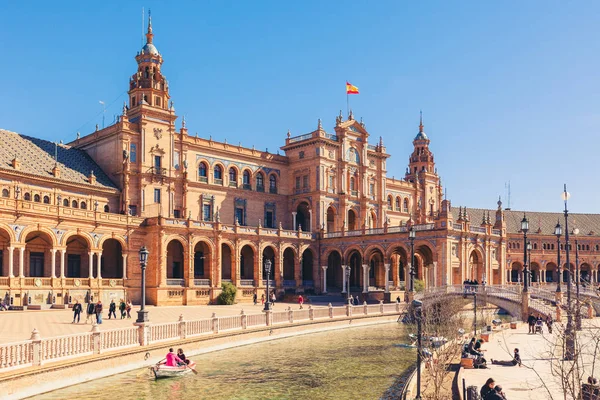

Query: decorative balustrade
[149,322,180,343]
[0,277,8,286]
[100,327,139,351]
[42,332,93,361]
[492,229,501,235]
[246,313,266,327]
[312,308,330,319]
[0,340,32,370]
[388,226,409,233]
[347,230,362,237]
[367,144,378,151]
[186,319,212,336]
[470,226,487,234]
[413,223,435,231]
[239,279,254,287]
[166,279,185,286]
[219,315,242,331]
[193,279,211,287]
[261,280,275,287]
[288,133,313,143]
[453,223,463,230]
[324,133,338,141]
[294,309,310,320]
[272,311,289,324]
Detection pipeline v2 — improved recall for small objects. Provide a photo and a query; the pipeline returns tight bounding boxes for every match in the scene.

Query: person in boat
[165,348,184,367]
[177,348,190,365]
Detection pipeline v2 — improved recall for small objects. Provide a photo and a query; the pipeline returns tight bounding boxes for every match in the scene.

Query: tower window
[154,189,161,203]
[131,97,136,107]
[256,173,264,192]
[72,200,78,208]
[130,143,137,163]
[155,97,161,107]
[34,194,40,202]
[63,199,69,207]
[269,175,277,194]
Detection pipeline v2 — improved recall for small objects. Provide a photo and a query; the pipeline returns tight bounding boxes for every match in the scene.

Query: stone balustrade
[0,302,405,372]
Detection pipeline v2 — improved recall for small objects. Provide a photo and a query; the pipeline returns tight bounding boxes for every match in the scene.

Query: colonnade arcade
[507,260,600,284]
[0,226,126,279]
[163,237,317,290]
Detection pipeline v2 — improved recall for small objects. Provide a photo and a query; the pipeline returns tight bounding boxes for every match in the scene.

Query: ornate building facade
[1,16,599,307]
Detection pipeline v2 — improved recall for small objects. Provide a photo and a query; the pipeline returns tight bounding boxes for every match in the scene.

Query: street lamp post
[412,299,423,400]
[562,185,575,360]
[264,259,272,311]
[136,245,149,323]
[409,227,416,294]
[526,241,533,287]
[346,267,352,303]
[573,228,582,331]
[521,215,529,293]
[555,221,562,293]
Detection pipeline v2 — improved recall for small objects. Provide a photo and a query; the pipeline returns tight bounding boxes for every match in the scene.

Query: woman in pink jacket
[165,348,184,367]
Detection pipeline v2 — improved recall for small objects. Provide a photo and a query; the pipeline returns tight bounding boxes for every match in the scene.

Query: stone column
[292,212,297,230]
[50,249,57,278]
[322,266,328,293]
[60,249,66,278]
[122,254,128,279]
[341,265,347,294]
[362,264,369,293]
[88,252,94,279]
[384,263,390,293]
[19,247,25,277]
[308,209,312,232]
[8,247,14,277]
[97,252,103,279]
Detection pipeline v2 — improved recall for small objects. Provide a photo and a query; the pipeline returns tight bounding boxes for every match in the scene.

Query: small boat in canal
[151,361,197,379]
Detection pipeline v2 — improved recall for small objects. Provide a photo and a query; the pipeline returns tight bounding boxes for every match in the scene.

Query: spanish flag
[346,81,359,95]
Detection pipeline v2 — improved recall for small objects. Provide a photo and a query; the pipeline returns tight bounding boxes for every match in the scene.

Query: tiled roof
[451,207,600,237]
[0,129,118,190]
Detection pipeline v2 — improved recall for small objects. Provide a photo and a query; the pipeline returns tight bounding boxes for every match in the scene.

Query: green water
[35,323,414,400]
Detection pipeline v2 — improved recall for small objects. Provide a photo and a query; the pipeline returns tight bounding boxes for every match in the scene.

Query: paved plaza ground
[0,300,336,344]
[462,320,600,400]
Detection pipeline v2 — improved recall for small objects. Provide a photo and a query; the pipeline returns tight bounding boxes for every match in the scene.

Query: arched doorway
[282,248,295,284]
[347,251,362,288]
[511,262,523,283]
[25,231,54,277]
[530,262,540,283]
[348,209,357,231]
[581,263,591,284]
[240,245,255,281]
[296,202,310,231]
[416,245,434,287]
[101,239,123,278]
[326,206,336,232]
[389,246,408,289]
[545,262,557,283]
[469,251,483,282]
[367,249,385,288]
[301,249,314,286]
[326,250,342,290]
[262,246,275,282]
[194,241,211,280]
[166,240,185,280]
[221,244,232,282]
[563,263,574,283]
[0,228,11,277]
[65,234,90,278]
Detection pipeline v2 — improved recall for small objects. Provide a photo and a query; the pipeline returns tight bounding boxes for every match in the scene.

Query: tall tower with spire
[405,112,442,223]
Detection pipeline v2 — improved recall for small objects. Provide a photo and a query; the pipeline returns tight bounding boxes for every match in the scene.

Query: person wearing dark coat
[491,348,521,367]
[480,378,495,399]
[72,300,82,323]
[485,385,507,399]
[108,300,117,319]
[527,313,536,334]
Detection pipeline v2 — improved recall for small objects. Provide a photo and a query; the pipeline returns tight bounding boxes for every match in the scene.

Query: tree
[216,282,237,305]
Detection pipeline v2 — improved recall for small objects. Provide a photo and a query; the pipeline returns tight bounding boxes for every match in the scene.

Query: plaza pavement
[0,300,335,344]
[462,320,600,399]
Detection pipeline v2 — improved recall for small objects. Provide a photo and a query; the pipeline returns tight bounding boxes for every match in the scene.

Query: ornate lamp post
[264,259,272,311]
[521,215,529,292]
[409,226,416,295]
[562,185,575,360]
[136,245,149,323]
[573,228,582,331]
[412,299,423,400]
[526,241,533,287]
[555,221,562,294]
[345,266,352,303]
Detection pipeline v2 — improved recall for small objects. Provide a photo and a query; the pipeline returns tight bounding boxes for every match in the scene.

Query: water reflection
[36,323,413,400]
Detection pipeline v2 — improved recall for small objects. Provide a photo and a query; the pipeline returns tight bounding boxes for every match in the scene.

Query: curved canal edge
[1,314,401,400]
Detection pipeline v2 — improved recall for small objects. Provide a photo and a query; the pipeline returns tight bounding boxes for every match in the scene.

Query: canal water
[35,323,415,400]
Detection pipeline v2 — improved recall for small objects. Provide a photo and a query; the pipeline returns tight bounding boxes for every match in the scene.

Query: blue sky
[1,1,599,213]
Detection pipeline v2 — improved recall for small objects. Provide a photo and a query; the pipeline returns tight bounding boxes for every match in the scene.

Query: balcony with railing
[470,226,487,234]
[239,279,254,286]
[151,167,167,176]
[324,133,338,141]
[367,144,378,151]
[288,133,313,143]
[199,176,208,183]
[166,279,185,286]
[214,178,223,186]
[322,223,436,239]
[229,181,237,188]
[193,279,211,287]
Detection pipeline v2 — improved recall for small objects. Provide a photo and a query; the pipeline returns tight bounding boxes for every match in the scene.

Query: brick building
[1,16,599,307]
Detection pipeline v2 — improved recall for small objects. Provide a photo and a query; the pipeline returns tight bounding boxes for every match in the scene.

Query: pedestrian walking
[85,301,95,324]
[527,313,536,334]
[126,300,132,319]
[261,294,265,306]
[298,295,304,309]
[119,299,126,319]
[72,300,82,323]
[270,292,276,306]
[108,300,117,319]
[95,300,103,324]
[253,292,258,306]
[354,295,359,306]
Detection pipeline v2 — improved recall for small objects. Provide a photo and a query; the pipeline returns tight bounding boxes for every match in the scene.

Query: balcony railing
[239,279,254,286]
[166,279,185,286]
[256,185,265,193]
[289,133,312,143]
[214,178,223,186]
[367,144,377,151]
[350,190,358,196]
[453,223,463,230]
[324,133,338,141]
[229,181,238,188]
[269,186,277,194]
[492,229,501,235]
[151,167,166,176]
[193,279,210,287]
[199,176,208,183]
[470,226,486,234]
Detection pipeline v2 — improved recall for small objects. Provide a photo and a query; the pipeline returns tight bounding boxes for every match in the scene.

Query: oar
[185,363,198,375]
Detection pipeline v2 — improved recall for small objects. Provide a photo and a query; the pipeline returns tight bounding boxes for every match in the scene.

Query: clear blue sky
[1,1,599,214]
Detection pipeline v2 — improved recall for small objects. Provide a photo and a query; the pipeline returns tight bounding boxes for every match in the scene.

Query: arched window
[350,177,355,191]
[198,162,208,182]
[80,201,87,210]
[104,205,110,212]
[533,243,537,250]
[229,168,237,186]
[395,197,401,210]
[63,199,69,207]
[24,192,31,201]
[1,189,9,197]
[33,194,41,202]
[256,172,264,192]
[387,196,392,208]
[43,196,50,204]
[72,200,78,208]
[214,165,223,184]
[269,175,277,194]
[403,198,409,212]
[243,170,251,188]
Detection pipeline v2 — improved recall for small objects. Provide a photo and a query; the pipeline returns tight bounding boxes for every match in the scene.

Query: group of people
[252,292,277,306]
[481,378,507,400]
[72,299,132,324]
[165,348,190,367]
[527,313,553,334]
[464,337,488,369]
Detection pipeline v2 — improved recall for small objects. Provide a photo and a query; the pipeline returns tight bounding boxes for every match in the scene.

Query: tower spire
[419,110,424,132]
[146,9,153,44]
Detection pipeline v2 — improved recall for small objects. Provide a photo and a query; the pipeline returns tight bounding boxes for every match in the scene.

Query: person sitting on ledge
[491,348,521,367]
[165,348,184,367]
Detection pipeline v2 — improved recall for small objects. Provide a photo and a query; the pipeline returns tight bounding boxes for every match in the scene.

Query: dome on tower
[141,43,159,56]
[414,130,428,140]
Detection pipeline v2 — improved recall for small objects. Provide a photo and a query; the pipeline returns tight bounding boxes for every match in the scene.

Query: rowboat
[151,361,197,379]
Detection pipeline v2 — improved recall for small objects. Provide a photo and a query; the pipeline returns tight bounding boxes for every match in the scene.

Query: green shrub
[217,282,237,305]
[414,279,425,293]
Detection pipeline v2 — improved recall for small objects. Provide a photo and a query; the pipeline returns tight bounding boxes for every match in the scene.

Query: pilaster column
[97,252,102,279]
[88,252,94,279]
[384,263,390,293]
[362,264,369,293]
[8,247,14,277]
[60,249,66,278]
[50,249,57,278]
[292,212,297,230]
[322,266,328,293]
[19,247,25,278]
[308,209,312,232]
[122,254,128,279]
[341,265,347,294]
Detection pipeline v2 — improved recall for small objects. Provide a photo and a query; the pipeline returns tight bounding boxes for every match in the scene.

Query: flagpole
[347,91,349,118]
